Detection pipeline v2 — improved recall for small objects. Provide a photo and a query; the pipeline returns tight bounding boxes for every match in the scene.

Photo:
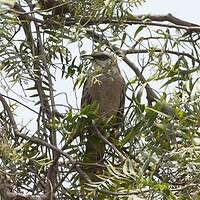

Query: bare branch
[0,93,39,115]
[124,48,200,65]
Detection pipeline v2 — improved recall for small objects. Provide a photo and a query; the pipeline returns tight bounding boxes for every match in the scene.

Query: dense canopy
[0,0,200,199]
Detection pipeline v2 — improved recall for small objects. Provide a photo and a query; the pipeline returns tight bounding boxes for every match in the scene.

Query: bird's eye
[93,54,110,61]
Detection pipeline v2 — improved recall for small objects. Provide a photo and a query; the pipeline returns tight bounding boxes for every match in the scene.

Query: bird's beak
[81,54,94,60]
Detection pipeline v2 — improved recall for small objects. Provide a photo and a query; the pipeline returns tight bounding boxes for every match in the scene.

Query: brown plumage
[81,52,125,120]
[81,52,125,180]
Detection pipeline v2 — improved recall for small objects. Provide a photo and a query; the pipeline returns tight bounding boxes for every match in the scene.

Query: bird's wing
[81,81,92,108]
[119,85,125,116]
[116,75,126,121]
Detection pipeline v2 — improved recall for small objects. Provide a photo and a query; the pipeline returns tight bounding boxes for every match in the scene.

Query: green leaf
[120,32,126,48]
[123,158,136,177]
[134,25,146,38]
[161,77,179,88]
[145,107,171,118]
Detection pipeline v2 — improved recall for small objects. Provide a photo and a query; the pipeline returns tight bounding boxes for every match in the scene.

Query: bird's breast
[87,73,124,117]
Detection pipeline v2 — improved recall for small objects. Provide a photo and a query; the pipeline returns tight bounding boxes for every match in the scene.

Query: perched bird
[81,51,125,180]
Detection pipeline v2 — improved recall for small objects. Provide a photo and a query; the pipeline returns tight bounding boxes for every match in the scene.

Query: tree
[0,0,200,199]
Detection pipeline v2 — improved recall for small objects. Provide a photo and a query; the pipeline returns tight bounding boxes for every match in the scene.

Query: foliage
[0,0,200,199]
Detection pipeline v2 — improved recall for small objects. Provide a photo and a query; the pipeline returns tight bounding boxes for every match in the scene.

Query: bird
[80,51,125,180]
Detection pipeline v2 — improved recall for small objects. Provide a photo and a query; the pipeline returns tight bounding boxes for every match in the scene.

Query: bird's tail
[81,129,105,182]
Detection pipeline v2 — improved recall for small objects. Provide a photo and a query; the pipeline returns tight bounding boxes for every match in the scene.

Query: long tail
[81,130,105,182]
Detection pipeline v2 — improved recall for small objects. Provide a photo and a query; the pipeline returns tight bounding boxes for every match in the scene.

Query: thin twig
[0,93,39,115]
[124,48,200,65]
[93,125,126,162]
[0,94,92,184]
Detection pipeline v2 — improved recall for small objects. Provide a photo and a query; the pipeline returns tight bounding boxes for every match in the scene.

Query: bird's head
[82,51,118,71]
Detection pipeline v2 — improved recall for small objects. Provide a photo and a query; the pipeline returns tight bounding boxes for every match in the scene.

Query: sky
[134,0,200,24]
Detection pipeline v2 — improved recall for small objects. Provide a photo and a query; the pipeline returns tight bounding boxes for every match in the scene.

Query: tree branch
[0,94,92,185]
[10,7,200,33]
[93,125,126,162]
[124,48,200,65]
[86,30,158,105]
[63,14,200,31]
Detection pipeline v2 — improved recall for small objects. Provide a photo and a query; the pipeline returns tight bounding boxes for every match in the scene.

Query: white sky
[134,0,200,24]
